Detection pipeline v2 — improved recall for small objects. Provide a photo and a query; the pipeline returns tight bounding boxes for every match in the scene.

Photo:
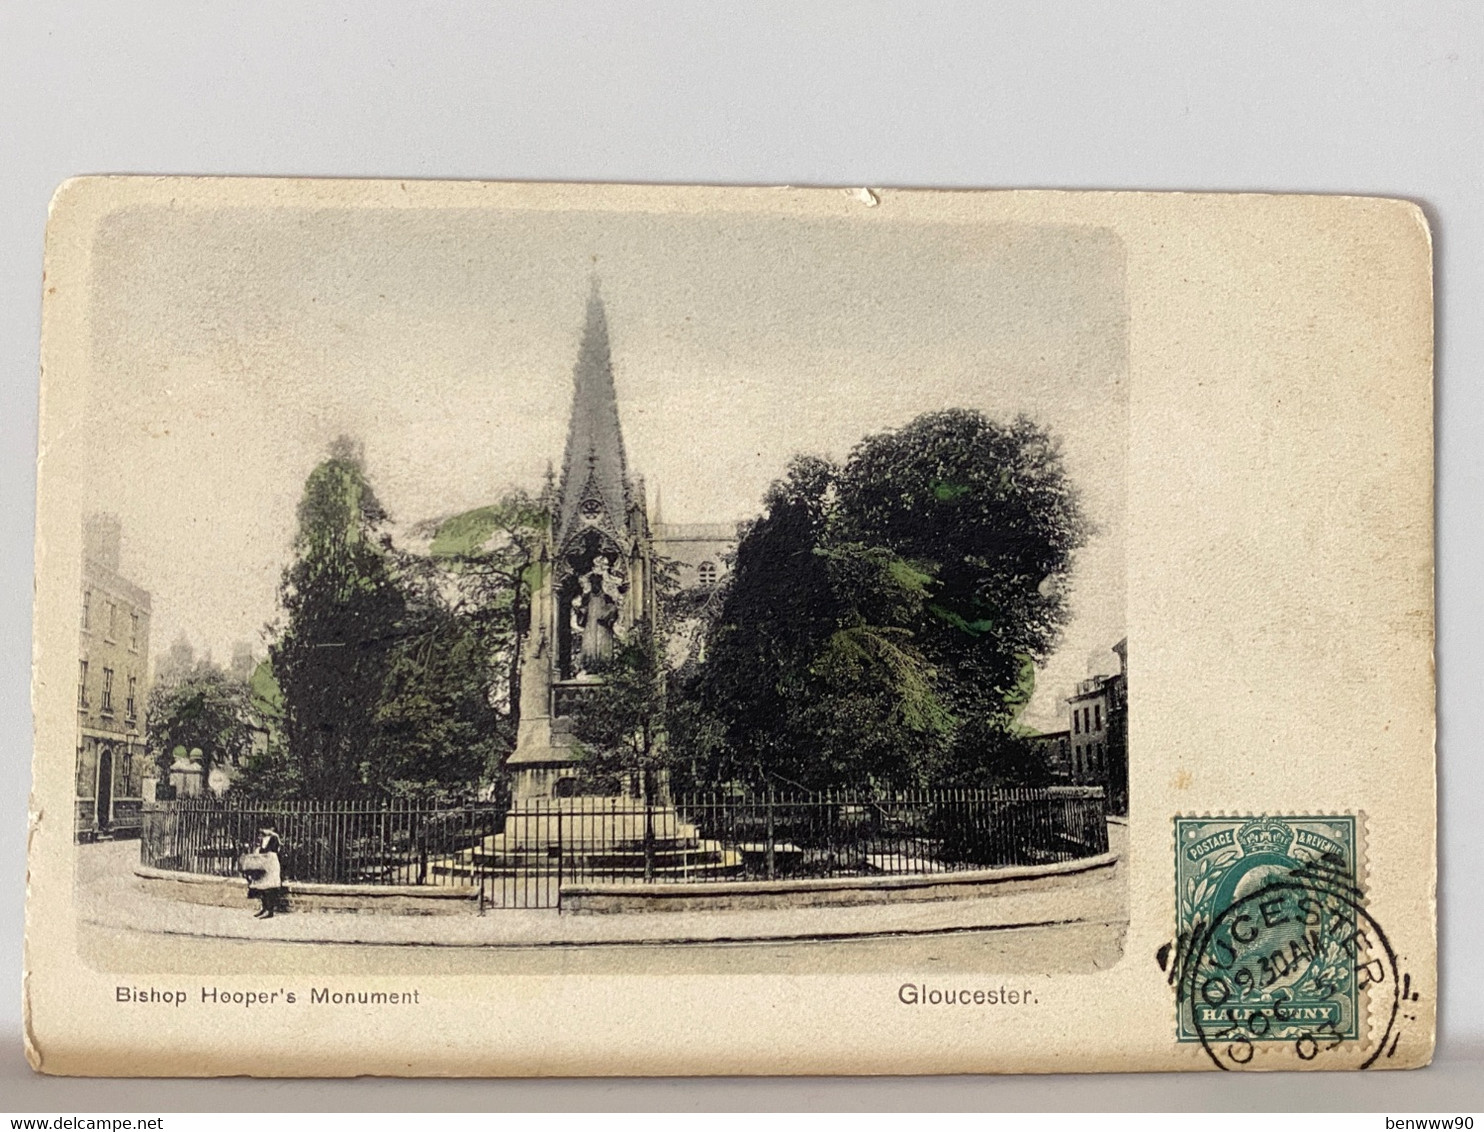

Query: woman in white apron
[242,827,284,918]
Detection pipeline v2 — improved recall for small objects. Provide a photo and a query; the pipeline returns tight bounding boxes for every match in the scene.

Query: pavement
[75,825,1128,951]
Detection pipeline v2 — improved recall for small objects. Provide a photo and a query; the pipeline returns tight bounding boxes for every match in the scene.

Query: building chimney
[230,641,256,682]
[83,513,123,573]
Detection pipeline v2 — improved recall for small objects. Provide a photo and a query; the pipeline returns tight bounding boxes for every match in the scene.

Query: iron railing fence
[679,786,1109,880]
[140,799,506,886]
[141,787,1109,910]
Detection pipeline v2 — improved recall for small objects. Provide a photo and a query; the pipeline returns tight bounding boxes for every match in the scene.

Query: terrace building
[1064,638,1128,813]
[76,514,153,840]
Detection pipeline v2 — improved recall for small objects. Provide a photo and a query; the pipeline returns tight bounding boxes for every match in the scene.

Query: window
[106,602,117,640]
[1094,704,1102,732]
[1073,710,1080,735]
[126,675,137,719]
[697,560,717,587]
[78,661,88,708]
[82,590,91,630]
[101,668,114,714]
[130,612,139,650]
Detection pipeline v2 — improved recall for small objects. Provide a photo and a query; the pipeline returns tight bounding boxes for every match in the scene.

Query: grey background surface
[1,0,1478,1110]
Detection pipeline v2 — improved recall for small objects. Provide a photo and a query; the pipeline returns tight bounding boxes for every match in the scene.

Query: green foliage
[836,409,1086,784]
[680,410,1087,791]
[252,440,540,800]
[264,439,407,799]
[428,496,547,560]
[837,409,1084,689]
[248,658,284,718]
[145,663,256,781]
[568,625,669,800]
[368,558,510,794]
[684,456,953,791]
[226,658,295,798]
[424,492,546,721]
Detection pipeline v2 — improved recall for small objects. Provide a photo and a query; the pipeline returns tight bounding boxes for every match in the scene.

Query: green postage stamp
[1175,815,1361,1047]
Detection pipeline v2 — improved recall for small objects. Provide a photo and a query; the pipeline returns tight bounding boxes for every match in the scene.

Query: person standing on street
[244,826,284,918]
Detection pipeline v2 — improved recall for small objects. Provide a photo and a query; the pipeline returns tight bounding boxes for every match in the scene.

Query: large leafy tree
[422,492,548,734]
[352,491,547,798]
[687,456,954,792]
[684,410,1087,792]
[267,438,409,799]
[367,532,529,797]
[251,450,542,800]
[835,410,1086,783]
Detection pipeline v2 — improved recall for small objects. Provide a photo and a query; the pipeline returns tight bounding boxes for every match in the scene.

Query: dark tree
[682,410,1087,791]
[251,466,543,801]
[366,592,503,795]
[836,410,1087,783]
[367,524,535,797]
[267,438,408,799]
[687,456,953,792]
[424,492,547,723]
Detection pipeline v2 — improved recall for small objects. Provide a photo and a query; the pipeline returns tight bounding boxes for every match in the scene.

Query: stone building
[651,515,735,667]
[1062,638,1128,813]
[76,514,152,840]
[1068,677,1110,785]
[652,517,734,591]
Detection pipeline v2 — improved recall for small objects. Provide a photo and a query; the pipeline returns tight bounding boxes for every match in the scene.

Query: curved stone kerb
[560,851,1120,913]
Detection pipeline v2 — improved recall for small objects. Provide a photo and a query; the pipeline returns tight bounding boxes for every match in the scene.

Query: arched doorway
[96,745,114,833]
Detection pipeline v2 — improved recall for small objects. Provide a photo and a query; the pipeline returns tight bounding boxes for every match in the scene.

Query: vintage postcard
[24,179,1434,1075]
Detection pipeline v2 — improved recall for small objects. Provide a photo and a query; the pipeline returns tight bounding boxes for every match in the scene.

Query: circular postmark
[1181,860,1399,1070]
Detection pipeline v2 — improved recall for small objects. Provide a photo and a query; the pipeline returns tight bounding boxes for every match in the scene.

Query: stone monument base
[435,796,741,883]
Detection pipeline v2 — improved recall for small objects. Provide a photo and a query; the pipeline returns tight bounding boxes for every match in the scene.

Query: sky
[82,201,1126,728]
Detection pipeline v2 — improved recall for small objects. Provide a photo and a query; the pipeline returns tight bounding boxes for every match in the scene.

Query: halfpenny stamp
[1173,815,1379,1065]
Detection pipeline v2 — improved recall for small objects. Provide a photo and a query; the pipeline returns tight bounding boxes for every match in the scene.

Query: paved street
[79,915,1127,976]
[73,826,1128,975]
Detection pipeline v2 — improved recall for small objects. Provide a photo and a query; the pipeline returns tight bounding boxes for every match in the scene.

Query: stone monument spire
[555,281,633,553]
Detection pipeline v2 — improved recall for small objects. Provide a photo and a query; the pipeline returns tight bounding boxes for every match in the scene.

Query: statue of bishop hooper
[571,553,622,677]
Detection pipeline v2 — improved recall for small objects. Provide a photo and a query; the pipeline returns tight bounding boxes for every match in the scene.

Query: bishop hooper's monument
[506,284,733,791]
[449,286,742,884]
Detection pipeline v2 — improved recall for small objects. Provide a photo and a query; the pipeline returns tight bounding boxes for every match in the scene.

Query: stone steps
[431,848,743,881]
[429,839,743,881]
[425,800,747,884]
[460,833,719,863]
